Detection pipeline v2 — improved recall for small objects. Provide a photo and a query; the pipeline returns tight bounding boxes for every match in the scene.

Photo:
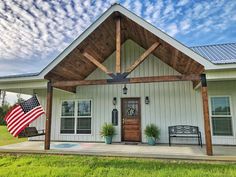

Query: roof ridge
[190,42,236,48]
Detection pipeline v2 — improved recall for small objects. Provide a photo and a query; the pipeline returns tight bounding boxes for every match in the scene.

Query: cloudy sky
[0,0,236,77]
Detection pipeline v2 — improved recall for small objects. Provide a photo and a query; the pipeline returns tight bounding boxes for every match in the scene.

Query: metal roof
[191,43,236,64]
[0,72,39,79]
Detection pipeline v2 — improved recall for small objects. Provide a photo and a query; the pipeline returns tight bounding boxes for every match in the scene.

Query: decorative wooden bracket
[82,41,160,81]
[82,52,115,78]
[125,42,161,74]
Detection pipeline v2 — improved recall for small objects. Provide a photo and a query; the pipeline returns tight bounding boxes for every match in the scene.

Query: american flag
[4,95,45,137]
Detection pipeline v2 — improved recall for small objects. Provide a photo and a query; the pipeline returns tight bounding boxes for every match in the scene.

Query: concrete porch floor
[0,141,236,161]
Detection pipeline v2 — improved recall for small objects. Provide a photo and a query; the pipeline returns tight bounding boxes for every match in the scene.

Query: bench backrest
[168,125,199,135]
[24,127,39,136]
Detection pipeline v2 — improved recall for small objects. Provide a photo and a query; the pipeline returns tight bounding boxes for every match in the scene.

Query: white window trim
[60,99,93,135]
[209,95,234,137]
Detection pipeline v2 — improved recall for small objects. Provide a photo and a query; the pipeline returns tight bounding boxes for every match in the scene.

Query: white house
[0,4,236,155]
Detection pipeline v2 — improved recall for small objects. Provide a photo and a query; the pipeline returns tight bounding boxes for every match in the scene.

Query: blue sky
[0,0,235,76]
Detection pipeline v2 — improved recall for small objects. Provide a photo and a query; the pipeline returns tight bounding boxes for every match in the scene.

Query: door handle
[122,118,125,124]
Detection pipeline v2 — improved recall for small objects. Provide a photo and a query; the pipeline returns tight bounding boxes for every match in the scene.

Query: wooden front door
[121,98,141,142]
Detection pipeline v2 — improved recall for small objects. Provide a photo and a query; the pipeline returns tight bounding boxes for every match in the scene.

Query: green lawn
[0,154,236,177]
[0,126,27,146]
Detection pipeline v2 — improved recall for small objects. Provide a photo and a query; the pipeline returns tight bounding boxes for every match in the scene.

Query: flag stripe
[7,106,40,130]
[4,105,21,122]
[9,107,44,134]
[4,95,45,137]
[4,104,19,121]
[10,109,44,136]
[12,110,44,136]
[7,110,24,127]
[9,106,43,133]
[12,110,44,137]
[12,111,44,137]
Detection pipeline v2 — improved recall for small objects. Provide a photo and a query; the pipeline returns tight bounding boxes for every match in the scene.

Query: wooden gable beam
[125,42,161,74]
[52,74,200,87]
[116,17,121,73]
[82,52,115,78]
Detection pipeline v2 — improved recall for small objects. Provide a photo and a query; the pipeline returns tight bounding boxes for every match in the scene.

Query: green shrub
[100,123,116,137]
[144,124,160,139]
[0,104,11,125]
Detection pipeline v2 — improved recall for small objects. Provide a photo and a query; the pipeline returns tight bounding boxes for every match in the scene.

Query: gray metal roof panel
[191,43,236,64]
[0,72,39,79]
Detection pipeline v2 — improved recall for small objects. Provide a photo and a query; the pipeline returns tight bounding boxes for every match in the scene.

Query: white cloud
[166,23,179,36]
[133,0,142,16]
[163,2,174,15]
[180,19,190,31]
[177,0,189,7]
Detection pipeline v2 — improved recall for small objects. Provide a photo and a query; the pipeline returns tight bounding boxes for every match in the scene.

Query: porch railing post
[44,80,53,150]
[200,74,213,156]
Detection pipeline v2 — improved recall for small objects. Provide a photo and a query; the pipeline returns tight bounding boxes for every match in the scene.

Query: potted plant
[144,124,160,145]
[100,123,116,144]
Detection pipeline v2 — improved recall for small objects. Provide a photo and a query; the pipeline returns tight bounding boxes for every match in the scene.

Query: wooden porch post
[200,74,213,156]
[44,80,53,150]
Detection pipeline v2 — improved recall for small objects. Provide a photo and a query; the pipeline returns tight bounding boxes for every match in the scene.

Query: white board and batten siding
[30,40,236,145]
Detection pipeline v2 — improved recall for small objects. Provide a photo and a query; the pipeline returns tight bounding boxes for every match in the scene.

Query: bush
[0,104,11,125]
[144,124,160,140]
[100,123,116,137]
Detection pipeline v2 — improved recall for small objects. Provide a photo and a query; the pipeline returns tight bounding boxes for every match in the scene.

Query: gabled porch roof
[40,4,212,92]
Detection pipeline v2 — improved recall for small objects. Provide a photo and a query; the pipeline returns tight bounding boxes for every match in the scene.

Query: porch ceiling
[45,12,204,92]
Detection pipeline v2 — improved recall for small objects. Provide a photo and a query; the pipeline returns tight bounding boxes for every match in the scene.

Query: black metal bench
[168,125,202,147]
[18,127,45,138]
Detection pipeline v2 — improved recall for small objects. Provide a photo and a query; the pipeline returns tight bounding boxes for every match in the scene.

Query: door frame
[121,97,142,142]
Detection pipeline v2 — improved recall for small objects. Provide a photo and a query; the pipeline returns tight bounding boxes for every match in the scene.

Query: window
[61,101,75,134]
[60,100,92,134]
[210,96,233,136]
[77,100,92,134]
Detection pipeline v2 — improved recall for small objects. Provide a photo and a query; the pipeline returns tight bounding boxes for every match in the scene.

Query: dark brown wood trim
[52,74,200,87]
[116,17,121,73]
[125,42,161,74]
[82,52,114,78]
[200,74,213,156]
[44,81,53,150]
[129,75,200,84]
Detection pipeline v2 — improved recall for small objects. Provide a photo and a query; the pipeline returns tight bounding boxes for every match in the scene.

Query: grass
[0,154,236,177]
[0,126,27,146]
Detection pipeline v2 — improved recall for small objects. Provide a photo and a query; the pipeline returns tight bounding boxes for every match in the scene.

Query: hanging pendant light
[123,84,128,94]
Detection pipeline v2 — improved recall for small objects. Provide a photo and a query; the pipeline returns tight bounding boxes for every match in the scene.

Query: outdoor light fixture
[113,97,117,105]
[123,85,128,94]
[145,96,150,104]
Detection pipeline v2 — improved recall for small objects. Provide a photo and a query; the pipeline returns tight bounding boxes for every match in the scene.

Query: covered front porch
[41,10,213,155]
[0,141,236,161]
